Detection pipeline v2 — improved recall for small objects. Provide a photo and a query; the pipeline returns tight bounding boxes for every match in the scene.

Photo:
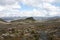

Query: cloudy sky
[0,0,60,17]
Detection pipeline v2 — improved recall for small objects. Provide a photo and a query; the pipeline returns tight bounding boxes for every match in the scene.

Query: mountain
[1,16,60,22]
[46,16,60,22]
[25,17,35,21]
[1,17,49,22]
[0,18,6,22]
[11,17,35,22]
[2,17,28,22]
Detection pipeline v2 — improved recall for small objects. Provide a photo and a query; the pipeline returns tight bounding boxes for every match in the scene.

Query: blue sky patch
[19,2,36,11]
[52,2,60,7]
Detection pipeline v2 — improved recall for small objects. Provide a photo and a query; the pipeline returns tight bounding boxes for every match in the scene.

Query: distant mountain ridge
[46,16,60,22]
[0,18,6,22]
[1,16,60,22]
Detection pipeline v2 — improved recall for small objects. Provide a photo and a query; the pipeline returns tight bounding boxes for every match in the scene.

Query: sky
[0,0,60,17]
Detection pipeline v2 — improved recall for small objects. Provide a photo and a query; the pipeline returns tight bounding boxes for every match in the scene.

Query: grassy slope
[0,17,60,40]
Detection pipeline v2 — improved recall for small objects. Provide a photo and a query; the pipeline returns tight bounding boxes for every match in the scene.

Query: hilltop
[11,17,35,22]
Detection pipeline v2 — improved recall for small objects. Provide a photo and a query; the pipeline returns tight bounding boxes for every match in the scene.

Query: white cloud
[18,0,60,17]
[0,6,5,11]
[0,0,16,5]
[0,0,21,17]
[42,0,55,3]
[0,0,60,17]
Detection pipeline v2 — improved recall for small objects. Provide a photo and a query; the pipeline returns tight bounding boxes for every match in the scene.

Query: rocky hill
[11,17,35,22]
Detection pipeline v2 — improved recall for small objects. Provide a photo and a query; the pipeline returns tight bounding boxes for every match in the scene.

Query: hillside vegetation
[0,17,60,40]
